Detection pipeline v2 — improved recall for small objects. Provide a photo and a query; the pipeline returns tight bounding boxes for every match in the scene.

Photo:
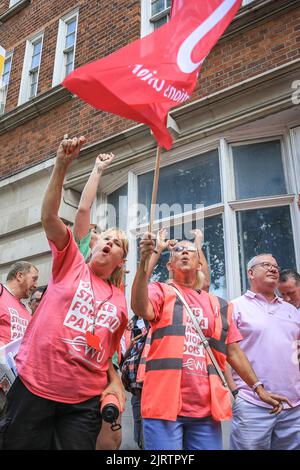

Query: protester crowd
[0,136,299,450]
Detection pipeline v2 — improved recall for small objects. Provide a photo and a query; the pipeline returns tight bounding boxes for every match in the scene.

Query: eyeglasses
[172,246,197,253]
[251,262,281,273]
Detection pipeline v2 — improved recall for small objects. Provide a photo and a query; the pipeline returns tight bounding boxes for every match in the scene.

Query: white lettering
[9,307,29,340]
[292,80,300,105]
[177,0,237,73]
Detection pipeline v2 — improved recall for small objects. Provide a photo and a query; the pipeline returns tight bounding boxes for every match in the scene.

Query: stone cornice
[0,0,31,24]
[0,85,73,134]
[222,0,300,41]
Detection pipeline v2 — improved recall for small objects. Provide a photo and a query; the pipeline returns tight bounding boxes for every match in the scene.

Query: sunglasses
[172,246,197,253]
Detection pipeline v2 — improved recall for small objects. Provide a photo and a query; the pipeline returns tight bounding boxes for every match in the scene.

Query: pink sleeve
[49,227,84,283]
[148,282,165,323]
[226,305,243,344]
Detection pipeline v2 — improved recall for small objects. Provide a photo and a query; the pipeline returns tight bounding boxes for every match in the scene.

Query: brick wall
[0,0,299,179]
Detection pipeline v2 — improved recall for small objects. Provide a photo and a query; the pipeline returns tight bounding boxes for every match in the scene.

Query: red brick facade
[0,0,299,179]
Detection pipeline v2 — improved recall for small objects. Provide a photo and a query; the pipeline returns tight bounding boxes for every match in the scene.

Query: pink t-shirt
[0,285,32,345]
[149,282,242,418]
[232,290,300,408]
[16,229,127,403]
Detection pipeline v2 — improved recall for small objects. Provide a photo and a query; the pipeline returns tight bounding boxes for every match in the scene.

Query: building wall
[0,0,300,295]
[0,1,299,178]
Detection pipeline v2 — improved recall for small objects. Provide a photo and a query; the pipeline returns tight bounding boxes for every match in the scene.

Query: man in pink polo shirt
[0,136,128,450]
[0,261,38,345]
[228,253,300,450]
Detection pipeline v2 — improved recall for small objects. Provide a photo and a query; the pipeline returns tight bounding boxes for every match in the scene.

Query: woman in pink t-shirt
[0,137,128,450]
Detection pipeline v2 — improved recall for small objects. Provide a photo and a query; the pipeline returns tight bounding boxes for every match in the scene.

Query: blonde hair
[100,228,128,288]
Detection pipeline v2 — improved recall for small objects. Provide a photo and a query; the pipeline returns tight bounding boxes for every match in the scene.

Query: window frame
[97,130,299,303]
[52,9,79,87]
[141,0,171,37]
[141,0,256,36]
[18,32,44,105]
[0,51,13,115]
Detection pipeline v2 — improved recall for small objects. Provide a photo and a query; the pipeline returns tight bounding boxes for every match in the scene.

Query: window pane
[33,41,42,55]
[232,141,286,199]
[29,81,37,98]
[202,215,226,298]
[65,32,75,48]
[138,150,221,225]
[147,214,226,298]
[237,206,296,292]
[31,54,40,69]
[65,50,74,65]
[67,19,76,34]
[65,62,73,76]
[2,57,12,85]
[151,0,165,15]
[0,84,8,115]
[64,50,74,75]
[107,184,128,231]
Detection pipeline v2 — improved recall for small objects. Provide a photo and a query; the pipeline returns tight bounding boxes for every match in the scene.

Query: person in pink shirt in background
[0,261,38,345]
[227,253,300,450]
[0,136,128,450]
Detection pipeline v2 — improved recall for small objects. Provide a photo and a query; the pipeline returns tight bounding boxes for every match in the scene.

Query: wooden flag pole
[149,146,162,233]
[144,145,162,272]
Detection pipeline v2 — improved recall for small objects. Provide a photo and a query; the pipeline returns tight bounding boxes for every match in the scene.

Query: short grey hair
[247,253,273,271]
[6,261,38,282]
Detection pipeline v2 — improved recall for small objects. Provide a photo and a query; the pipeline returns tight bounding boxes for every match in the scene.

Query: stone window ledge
[0,0,31,23]
[0,85,72,134]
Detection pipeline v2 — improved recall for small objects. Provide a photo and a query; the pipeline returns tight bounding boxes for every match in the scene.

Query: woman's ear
[118,258,125,269]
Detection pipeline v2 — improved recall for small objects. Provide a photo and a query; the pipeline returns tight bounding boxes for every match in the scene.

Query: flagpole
[144,145,162,272]
[149,146,162,233]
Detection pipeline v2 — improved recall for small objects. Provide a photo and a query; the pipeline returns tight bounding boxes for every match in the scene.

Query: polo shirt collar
[245,289,283,303]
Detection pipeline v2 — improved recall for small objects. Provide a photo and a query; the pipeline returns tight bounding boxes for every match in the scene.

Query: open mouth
[102,245,111,254]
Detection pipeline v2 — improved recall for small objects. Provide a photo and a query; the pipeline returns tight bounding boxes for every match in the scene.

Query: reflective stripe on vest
[146,358,182,371]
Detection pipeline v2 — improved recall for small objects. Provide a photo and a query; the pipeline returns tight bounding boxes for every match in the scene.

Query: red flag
[170,0,185,17]
[63,0,242,150]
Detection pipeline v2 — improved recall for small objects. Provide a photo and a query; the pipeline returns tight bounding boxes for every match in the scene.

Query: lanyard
[89,274,113,335]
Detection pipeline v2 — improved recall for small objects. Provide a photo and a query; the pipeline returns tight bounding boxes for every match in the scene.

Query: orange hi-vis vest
[141,283,233,422]
[136,328,152,384]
